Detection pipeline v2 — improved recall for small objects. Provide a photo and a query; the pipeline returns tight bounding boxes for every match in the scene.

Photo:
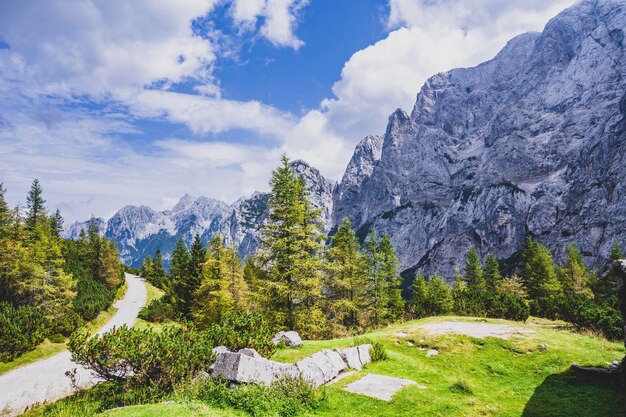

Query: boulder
[239,348,261,358]
[212,346,230,356]
[212,351,298,386]
[272,330,303,347]
[323,349,348,374]
[296,356,327,387]
[338,347,363,370]
[357,344,372,366]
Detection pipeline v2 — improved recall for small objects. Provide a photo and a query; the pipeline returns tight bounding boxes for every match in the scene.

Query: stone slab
[343,373,421,401]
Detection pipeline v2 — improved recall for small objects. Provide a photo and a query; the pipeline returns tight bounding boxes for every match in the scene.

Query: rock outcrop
[211,345,372,387]
[271,331,303,347]
[333,0,626,279]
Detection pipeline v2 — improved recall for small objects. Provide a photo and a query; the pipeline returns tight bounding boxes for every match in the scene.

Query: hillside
[33,316,625,417]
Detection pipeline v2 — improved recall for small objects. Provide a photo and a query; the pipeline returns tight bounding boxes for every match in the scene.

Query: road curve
[0,273,147,416]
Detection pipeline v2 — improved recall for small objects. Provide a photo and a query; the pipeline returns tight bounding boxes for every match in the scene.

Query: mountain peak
[172,193,197,213]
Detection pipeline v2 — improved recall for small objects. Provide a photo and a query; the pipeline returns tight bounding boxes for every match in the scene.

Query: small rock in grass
[538,343,548,351]
[426,349,439,357]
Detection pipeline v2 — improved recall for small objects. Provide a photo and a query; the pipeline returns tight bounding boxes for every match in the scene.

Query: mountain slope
[333,0,626,279]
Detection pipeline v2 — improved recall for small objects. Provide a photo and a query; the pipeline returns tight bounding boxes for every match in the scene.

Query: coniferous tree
[193,235,249,327]
[257,155,325,337]
[425,275,453,315]
[0,183,10,236]
[324,217,367,333]
[521,238,562,316]
[464,247,485,290]
[169,238,191,317]
[26,179,46,231]
[50,209,64,237]
[408,274,428,318]
[140,255,153,280]
[379,234,404,321]
[151,249,168,289]
[559,244,593,298]
[363,228,388,327]
[484,254,501,292]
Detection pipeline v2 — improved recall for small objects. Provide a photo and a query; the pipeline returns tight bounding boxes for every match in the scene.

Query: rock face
[65,160,334,269]
[333,0,626,279]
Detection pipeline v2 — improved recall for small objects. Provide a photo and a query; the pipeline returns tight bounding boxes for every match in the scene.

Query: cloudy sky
[0,0,574,223]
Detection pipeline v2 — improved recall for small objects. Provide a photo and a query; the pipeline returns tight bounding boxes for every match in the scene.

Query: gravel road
[0,273,147,416]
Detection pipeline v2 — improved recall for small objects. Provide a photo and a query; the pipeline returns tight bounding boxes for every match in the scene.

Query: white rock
[272,330,303,347]
[426,349,439,357]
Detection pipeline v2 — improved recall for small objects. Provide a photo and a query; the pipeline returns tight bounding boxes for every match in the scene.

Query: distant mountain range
[68,0,626,281]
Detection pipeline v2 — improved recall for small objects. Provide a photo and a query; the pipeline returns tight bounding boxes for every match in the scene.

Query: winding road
[0,273,147,416]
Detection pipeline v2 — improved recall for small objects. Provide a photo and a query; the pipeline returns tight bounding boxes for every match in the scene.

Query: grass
[0,279,129,376]
[133,280,166,331]
[22,316,626,417]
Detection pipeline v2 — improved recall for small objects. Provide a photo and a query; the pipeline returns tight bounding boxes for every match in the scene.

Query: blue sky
[0,0,574,223]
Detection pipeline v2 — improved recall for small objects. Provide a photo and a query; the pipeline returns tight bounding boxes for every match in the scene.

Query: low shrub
[69,325,216,391]
[179,376,327,417]
[488,293,530,322]
[0,302,47,362]
[352,337,387,362]
[51,308,83,337]
[556,294,623,340]
[138,298,178,323]
[48,333,66,344]
[449,380,473,394]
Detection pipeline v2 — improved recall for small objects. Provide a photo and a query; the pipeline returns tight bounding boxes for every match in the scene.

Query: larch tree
[408,274,428,318]
[464,247,485,291]
[559,244,593,298]
[521,238,562,316]
[378,233,404,321]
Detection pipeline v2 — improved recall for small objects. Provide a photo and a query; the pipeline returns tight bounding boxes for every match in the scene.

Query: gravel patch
[419,321,534,339]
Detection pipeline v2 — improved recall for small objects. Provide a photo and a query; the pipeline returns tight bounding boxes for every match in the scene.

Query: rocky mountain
[68,0,626,281]
[65,160,334,268]
[333,0,626,280]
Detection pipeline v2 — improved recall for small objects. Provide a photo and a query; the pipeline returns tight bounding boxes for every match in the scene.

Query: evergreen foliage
[521,238,562,317]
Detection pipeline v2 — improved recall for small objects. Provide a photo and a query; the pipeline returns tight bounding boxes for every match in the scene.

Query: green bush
[0,302,47,362]
[488,293,530,322]
[74,279,116,321]
[52,308,83,337]
[352,337,387,362]
[138,298,178,323]
[204,311,276,357]
[180,376,327,417]
[556,294,623,340]
[449,380,473,394]
[69,325,216,391]
[48,333,66,344]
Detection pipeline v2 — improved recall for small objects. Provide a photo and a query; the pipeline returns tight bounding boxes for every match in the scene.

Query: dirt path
[0,273,147,416]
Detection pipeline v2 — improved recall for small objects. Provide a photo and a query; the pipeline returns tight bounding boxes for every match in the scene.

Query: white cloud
[296,0,575,174]
[230,0,308,49]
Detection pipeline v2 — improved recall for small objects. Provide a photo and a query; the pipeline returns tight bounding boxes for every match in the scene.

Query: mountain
[65,160,335,268]
[67,0,626,280]
[333,0,626,280]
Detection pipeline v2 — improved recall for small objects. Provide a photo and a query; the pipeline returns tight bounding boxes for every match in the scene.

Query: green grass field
[133,280,165,331]
[28,315,625,417]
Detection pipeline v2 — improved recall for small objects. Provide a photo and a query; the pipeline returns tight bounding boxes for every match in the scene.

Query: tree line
[140,155,625,341]
[0,180,124,362]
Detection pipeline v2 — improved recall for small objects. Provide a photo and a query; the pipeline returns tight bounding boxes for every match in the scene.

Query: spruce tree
[363,228,389,327]
[484,254,501,292]
[151,249,168,289]
[50,209,64,237]
[170,238,190,314]
[379,234,404,321]
[258,155,325,337]
[26,179,46,231]
[408,274,428,318]
[325,217,367,333]
[464,247,485,290]
[521,238,562,316]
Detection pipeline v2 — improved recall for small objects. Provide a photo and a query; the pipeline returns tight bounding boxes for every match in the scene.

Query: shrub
[352,337,387,362]
[51,308,83,337]
[488,293,530,322]
[0,302,47,362]
[69,325,216,391]
[74,279,116,321]
[556,294,623,340]
[180,376,327,417]
[204,311,276,357]
[48,333,66,344]
[449,380,473,394]
[138,298,178,323]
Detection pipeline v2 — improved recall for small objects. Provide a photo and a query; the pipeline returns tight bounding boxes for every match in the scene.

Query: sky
[0,0,575,223]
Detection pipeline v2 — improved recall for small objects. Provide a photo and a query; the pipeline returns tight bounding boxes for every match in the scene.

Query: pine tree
[50,209,64,237]
[151,249,168,289]
[257,155,325,337]
[363,228,389,327]
[169,238,191,317]
[484,254,501,292]
[324,217,367,333]
[378,233,404,321]
[26,179,46,231]
[408,274,428,318]
[559,244,593,298]
[425,275,453,315]
[464,247,485,290]
[521,238,562,316]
